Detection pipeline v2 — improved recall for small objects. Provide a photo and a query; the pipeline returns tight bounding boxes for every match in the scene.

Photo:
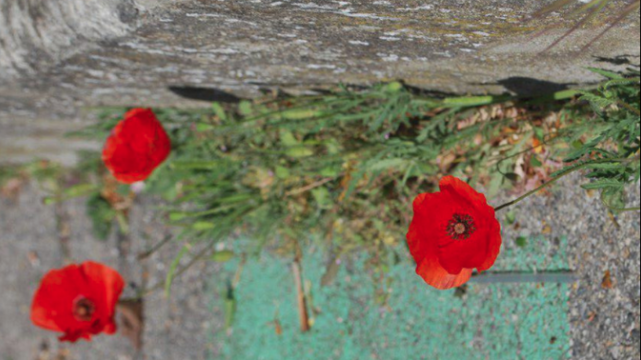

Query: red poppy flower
[102,108,171,184]
[406,176,502,290]
[31,262,125,342]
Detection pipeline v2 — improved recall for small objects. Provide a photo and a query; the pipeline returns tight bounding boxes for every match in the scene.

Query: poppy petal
[477,216,502,272]
[416,257,473,290]
[407,193,440,261]
[31,262,125,342]
[103,137,154,183]
[31,265,90,332]
[81,262,125,318]
[439,176,489,212]
[102,108,171,184]
[406,176,503,289]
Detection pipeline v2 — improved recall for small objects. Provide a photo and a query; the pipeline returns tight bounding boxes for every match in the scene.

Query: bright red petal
[31,262,125,343]
[416,256,473,290]
[102,135,154,183]
[102,320,118,335]
[407,192,457,263]
[406,176,503,286]
[123,109,170,167]
[31,265,88,333]
[81,262,125,319]
[407,191,472,289]
[439,176,489,211]
[477,215,502,272]
[435,176,502,274]
[407,193,440,262]
[437,233,482,274]
[102,108,171,184]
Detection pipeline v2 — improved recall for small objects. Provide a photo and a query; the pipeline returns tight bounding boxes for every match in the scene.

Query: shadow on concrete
[593,55,640,67]
[168,86,241,103]
[496,77,574,97]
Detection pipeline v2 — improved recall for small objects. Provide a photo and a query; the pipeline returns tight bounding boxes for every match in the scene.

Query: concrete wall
[0,0,639,162]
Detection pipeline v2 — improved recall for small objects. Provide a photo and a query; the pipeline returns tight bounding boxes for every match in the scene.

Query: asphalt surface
[492,176,641,360]
[0,174,639,360]
[0,185,219,360]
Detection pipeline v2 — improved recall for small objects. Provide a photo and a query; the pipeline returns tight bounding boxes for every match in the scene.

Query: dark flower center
[73,298,96,322]
[446,213,477,241]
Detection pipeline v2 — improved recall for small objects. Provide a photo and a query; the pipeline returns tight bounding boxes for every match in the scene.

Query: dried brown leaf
[117,299,144,349]
[601,270,614,289]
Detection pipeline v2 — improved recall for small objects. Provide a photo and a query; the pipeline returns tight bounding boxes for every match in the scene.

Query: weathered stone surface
[0,0,133,78]
[1,0,640,164]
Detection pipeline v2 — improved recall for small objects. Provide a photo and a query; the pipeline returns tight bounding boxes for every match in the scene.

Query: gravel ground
[0,175,639,360]
[565,188,640,360]
[492,176,641,360]
[0,183,219,360]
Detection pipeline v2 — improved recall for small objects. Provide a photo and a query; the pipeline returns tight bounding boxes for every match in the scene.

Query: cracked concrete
[0,0,640,163]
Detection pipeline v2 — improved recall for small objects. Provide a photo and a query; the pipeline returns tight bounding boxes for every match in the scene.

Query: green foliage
[156,73,635,268]
[137,83,536,266]
[166,243,191,298]
[561,68,640,211]
[61,83,532,286]
[90,86,597,290]
[14,69,634,292]
[86,193,116,241]
[0,165,19,185]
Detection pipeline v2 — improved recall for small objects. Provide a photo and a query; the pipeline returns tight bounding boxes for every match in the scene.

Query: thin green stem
[137,235,173,260]
[134,204,260,299]
[617,100,641,116]
[136,242,216,299]
[494,157,637,212]
[494,171,570,212]
[612,207,641,212]
[603,200,641,213]
[115,211,130,236]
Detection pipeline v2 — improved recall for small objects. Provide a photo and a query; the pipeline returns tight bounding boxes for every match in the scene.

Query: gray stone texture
[0,185,220,360]
[494,179,641,360]
[1,0,640,165]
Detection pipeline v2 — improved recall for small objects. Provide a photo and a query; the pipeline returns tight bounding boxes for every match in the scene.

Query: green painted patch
[208,236,570,360]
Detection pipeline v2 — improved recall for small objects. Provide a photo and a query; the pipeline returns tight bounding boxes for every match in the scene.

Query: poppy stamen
[73,298,96,322]
[446,213,477,241]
